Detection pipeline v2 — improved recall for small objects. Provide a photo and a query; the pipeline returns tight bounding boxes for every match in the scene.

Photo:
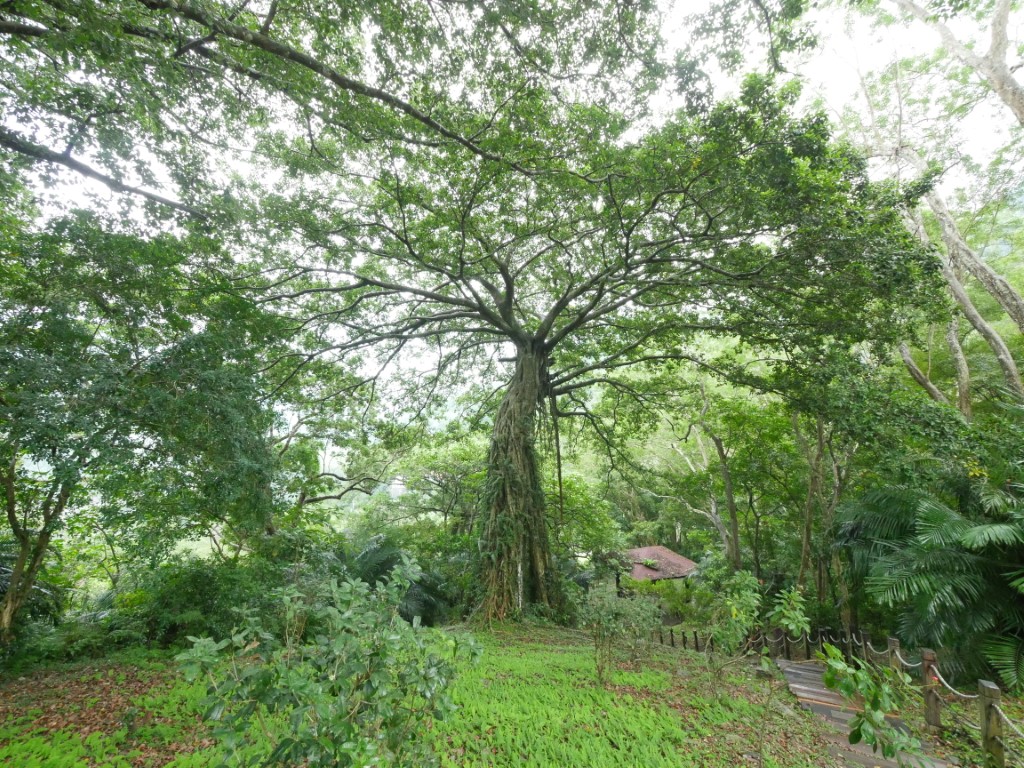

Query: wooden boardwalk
[775,660,958,768]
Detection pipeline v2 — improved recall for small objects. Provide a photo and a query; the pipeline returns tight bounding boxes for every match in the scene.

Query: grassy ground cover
[432,626,843,768]
[0,624,991,767]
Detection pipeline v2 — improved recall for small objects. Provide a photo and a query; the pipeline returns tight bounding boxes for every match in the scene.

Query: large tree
[0,200,278,640]
[264,80,938,618]
[2,2,940,621]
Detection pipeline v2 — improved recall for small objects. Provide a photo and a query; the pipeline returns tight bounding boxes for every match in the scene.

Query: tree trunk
[0,472,73,644]
[900,342,950,405]
[941,258,1024,396]
[709,434,741,571]
[892,0,1024,127]
[925,190,1024,335]
[793,415,825,589]
[946,317,973,420]
[0,531,52,644]
[480,345,557,621]
[906,209,1024,396]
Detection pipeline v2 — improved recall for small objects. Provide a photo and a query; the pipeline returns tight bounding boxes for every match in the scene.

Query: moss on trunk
[479,346,559,621]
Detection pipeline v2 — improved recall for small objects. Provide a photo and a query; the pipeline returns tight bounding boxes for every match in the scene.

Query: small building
[625,545,698,582]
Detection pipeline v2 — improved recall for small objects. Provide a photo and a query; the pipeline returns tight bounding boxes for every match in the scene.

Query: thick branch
[899,342,950,405]
[139,0,540,175]
[0,126,204,217]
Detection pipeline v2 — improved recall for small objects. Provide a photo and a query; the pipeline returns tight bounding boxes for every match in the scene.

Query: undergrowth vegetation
[2,623,859,768]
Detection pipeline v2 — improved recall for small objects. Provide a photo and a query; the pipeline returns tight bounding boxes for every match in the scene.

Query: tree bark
[793,415,825,589]
[946,317,973,420]
[709,434,741,571]
[906,210,1024,396]
[899,342,950,405]
[479,344,557,621]
[925,190,1024,335]
[897,148,1024,335]
[893,0,1024,127]
[0,470,74,644]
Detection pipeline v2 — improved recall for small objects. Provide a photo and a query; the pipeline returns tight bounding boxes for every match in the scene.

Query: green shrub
[710,571,762,655]
[580,585,660,683]
[820,643,923,763]
[177,559,478,768]
[621,577,692,621]
[767,586,811,638]
[111,557,283,647]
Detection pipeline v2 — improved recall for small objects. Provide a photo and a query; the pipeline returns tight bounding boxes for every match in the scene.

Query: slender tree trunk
[907,210,1024,396]
[941,258,1024,396]
[749,491,762,580]
[0,470,73,644]
[793,415,825,589]
[480,345,557,621]
[892,0,1024,126]
[898,148,1024,335]
[926,190,1024,334]
[709,434,741,571]
[900,342,950,405]
[946,317,973,419]
[0,531,53,643]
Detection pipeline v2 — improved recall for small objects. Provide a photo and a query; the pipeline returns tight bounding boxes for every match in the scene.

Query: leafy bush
[178,560,478,768]
[820,643,923,763]
[621,577,693,622]
[710,571,762,655]
[580,585,660,683]
[767,586,811,638]
[110,556,285,647]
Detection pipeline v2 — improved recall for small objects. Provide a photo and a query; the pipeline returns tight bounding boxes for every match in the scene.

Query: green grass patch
[0,626,857,767]
[431,625,840,768]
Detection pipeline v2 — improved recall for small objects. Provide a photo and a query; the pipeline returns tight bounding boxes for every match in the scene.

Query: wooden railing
[651,625,1024,767]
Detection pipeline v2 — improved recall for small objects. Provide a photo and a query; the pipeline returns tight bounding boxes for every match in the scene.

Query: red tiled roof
[626,545,698,581]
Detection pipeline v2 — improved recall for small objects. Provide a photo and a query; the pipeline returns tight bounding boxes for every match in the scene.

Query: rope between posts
[866,639,887,656]
[946,705,981,734]
[852,634,863,647]
[995,704,1024,741]
[894,649,922,668]
[932,665,979,700]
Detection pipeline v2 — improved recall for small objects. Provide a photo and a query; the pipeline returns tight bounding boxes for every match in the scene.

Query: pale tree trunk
[906,210,1024,396]
[899,148,1024,335]
[671,440,731,555]
[480,344,557,621]
[899,342,950,405]
[925,190,1024,334]
[709,434,741,571]
[892,0,1024,127]
[946,317,973,420]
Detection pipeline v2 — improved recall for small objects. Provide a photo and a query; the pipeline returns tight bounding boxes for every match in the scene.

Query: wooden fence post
[859,631,869,662]
[693,630,699,652]
[921,649,942,733]
[979,680,1005,768]
[887,637,901,672]
[844,631,854,662]
[670,627,675,648]
[804,631,811,661]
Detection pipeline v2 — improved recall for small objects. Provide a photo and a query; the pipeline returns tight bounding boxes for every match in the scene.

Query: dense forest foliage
[2,0,1023,707]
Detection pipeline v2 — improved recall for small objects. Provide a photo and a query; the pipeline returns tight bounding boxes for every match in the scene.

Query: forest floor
[0,625,997,767]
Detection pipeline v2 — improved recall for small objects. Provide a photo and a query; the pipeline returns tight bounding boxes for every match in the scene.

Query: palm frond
[982,635,1024,691]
